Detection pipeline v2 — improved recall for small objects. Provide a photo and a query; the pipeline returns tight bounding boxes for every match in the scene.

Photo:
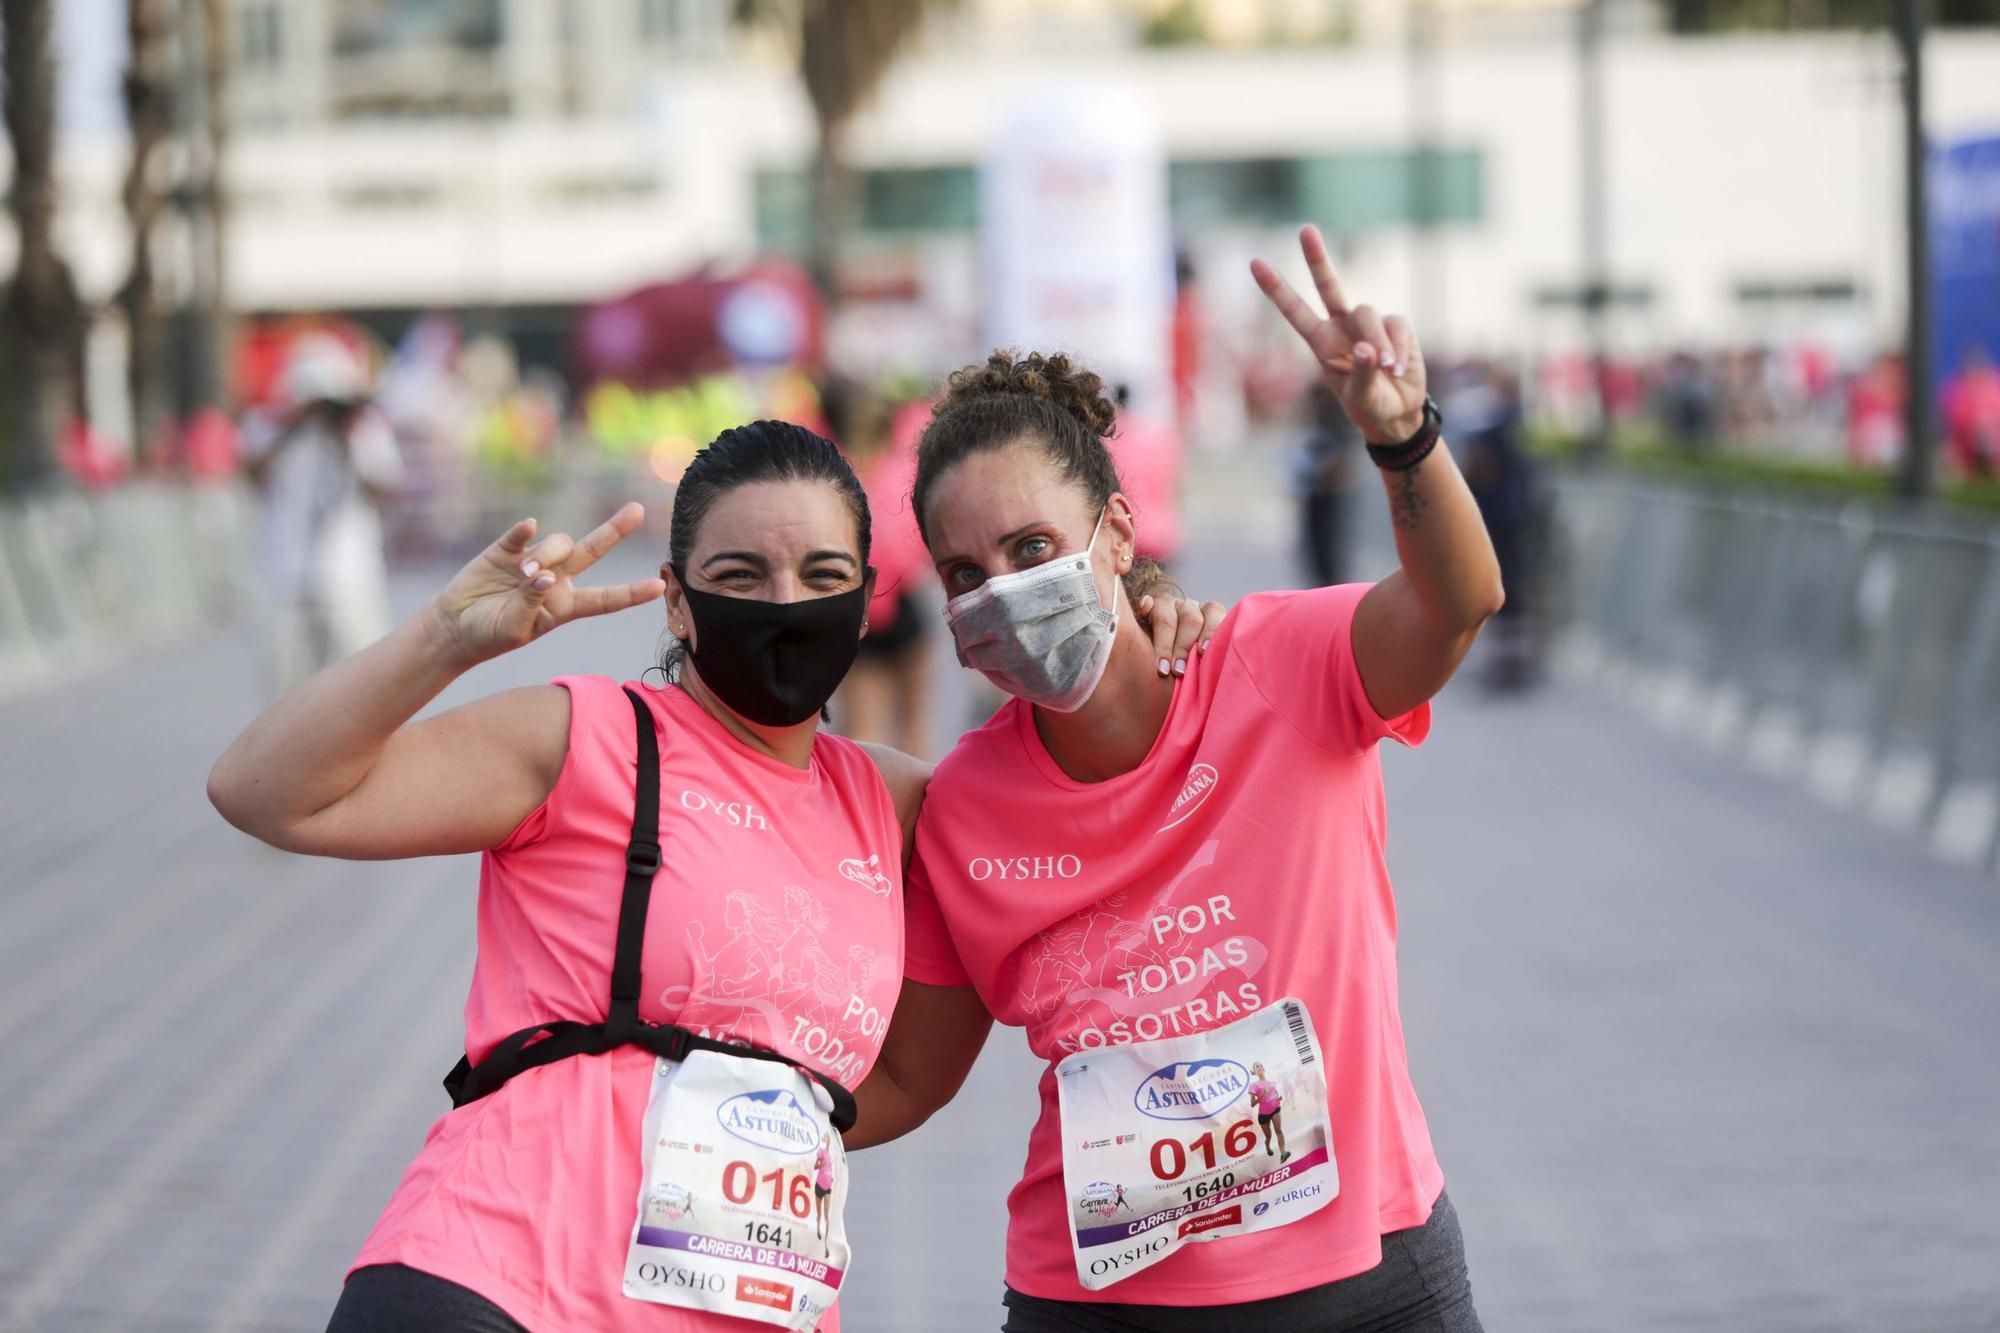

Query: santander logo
[1160,763,1219,832]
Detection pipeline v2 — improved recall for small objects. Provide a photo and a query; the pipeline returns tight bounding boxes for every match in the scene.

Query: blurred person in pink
[209,422,934,1332]
[1847,352,1906,470]
[1171,251,1204,438]
[845,228,1500,1332]
[831,389,939,758]
[1943,345,2000,478]
[240,334,405,695]
[1106,390,1186,567]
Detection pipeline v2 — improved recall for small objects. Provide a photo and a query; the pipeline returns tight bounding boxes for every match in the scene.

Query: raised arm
[207,504,666,859]
[1252,226,1504,719]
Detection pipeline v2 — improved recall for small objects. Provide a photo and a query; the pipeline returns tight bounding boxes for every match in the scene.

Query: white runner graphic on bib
[623,1050,848,1329]
[1054,997,1335,1290]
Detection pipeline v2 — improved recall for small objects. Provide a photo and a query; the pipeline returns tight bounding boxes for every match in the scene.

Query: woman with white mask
[844,229,1503,1333]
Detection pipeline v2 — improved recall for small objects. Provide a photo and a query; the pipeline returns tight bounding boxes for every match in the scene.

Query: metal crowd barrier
[0,483,250,698]
[1545,472,2000,874]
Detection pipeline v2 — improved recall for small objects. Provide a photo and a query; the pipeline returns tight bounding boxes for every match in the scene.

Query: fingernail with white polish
[1159,658,1171,676]
[1174,660,1187,676]
[522,560,540,577]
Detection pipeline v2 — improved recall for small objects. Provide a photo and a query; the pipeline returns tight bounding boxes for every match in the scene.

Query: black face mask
[677,578,871,727]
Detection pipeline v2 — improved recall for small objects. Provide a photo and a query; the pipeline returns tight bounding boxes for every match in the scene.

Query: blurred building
[6,0,2000,384]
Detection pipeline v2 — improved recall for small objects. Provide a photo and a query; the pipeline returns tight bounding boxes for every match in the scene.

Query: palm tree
[2,0,82,493]
[737,0,954,296]
[120,0,175,458]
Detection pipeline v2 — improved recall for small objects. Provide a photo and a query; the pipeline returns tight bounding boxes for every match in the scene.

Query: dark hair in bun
[912,350,1123,540]
[913,349,1176,603]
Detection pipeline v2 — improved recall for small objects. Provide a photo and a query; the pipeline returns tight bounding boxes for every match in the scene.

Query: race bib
[623,1050,848,1329]
[1053,997,1336,1291]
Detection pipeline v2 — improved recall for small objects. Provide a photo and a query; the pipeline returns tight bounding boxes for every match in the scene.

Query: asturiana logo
[838,854,892,895]
[1076,1181,1124,1218]
[717,1089,820,1156]
[1133,1058,1249,1121]
[1160,763,1218,831]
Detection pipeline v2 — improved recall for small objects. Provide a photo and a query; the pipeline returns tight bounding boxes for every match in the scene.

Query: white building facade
[8,1,2000,377]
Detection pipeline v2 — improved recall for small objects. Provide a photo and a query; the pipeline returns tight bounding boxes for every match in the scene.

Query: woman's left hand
[1251,224,1428,445]
[1136,592,1228,677]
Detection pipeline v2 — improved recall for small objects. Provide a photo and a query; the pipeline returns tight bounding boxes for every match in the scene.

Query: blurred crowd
[38,251,2000,716]
[1529,341,2000,478]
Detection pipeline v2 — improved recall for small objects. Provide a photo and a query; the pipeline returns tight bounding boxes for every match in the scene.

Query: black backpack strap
[442,686,662,1109]
[605,686,662,1044]
[635,1024,859,1134]
[445,1020,609,1106]
[443,685,857,1134]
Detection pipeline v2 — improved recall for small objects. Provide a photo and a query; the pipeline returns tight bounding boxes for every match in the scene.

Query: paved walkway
[2,464,1996,1331]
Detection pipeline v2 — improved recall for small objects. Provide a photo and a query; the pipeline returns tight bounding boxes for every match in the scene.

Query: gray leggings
[1000,1190,1482,1333]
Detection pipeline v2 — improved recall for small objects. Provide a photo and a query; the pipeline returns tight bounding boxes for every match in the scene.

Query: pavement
[2,451,1997,1332]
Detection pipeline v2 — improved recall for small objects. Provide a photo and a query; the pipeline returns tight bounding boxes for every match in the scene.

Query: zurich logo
[1132,1058,1249,1122]
[717,1089,820,1156]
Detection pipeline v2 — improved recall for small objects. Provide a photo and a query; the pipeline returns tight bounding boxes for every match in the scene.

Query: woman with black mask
[210,418,1217,1333]
[212,422,923,1333]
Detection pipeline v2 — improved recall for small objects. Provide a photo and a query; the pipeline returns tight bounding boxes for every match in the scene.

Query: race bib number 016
[1053,997,1335,1291]
[623,1050,848,1329]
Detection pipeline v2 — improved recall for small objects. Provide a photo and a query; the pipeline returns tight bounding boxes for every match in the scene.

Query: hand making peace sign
[1251,225,1429,447]
[426,502,667,669]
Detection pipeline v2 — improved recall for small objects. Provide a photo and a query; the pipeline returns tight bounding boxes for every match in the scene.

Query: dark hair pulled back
[913,350,1175,603]
[658,418,871,680]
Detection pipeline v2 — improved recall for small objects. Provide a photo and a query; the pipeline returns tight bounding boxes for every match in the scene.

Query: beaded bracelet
[1364,395,1443,472]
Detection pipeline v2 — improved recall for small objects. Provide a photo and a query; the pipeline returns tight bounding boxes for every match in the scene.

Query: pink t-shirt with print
[904,584,1441,1307]
[353,675,903,1332]
[1249,1078,1281,1116]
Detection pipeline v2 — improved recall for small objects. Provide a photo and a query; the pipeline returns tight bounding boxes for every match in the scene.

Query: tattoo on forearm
[1391,465,1430,530]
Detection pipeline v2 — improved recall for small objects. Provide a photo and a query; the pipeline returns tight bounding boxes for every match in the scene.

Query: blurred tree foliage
[1666,0,2000,29]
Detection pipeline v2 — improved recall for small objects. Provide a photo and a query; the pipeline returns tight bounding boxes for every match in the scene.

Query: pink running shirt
[1249,1079,1281,1116]
[353,675,903,1331]
[904,585,1442,1306]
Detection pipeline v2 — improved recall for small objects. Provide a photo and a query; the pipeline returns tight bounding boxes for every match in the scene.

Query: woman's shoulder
[1218,585,1373,660]
[853,741,933,833]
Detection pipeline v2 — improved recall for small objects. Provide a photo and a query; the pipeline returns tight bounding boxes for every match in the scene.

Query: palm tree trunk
[2,0,79,493]
[808,117,857,300]
[121,0,175,458]
[793,0,942,300]
[201,0,232,409]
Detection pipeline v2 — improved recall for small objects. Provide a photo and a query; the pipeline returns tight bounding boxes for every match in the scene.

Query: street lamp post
[1895,0,1933,502]
[1578,0,1611,459]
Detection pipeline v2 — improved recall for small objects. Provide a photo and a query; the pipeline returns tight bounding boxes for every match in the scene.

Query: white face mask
[943,510,1118,713]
